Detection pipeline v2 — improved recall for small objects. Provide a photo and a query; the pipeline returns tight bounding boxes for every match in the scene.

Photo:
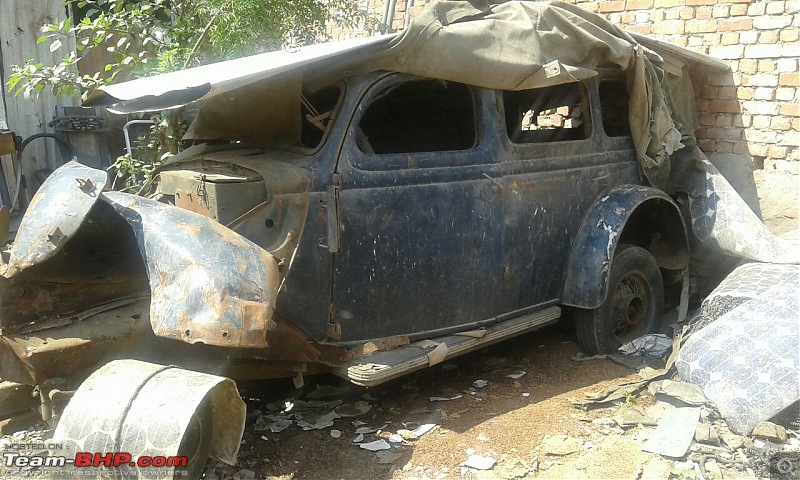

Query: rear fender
[561,185,689,309]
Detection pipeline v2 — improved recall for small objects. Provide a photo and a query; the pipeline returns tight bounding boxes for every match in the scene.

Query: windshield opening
[184,75,344,154]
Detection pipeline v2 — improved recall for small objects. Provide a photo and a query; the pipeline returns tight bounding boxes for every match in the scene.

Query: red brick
[779,73,800,86]
[653,20,685,34]
[696,7,713,19]
[626,24,652,34]
[729,4,747,15]
[598,1,625,12]
[626,0,654,9]
[697,139,716,152]
[719,18,753,31]
[709,100,742,113]
[687,19,718,32]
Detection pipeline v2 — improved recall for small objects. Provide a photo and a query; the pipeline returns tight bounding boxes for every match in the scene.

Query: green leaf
[36,35,49,44]
[7,75,20,91]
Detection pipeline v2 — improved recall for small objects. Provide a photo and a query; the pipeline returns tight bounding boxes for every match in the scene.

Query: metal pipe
[404,0,415,29]
[381,0,391,27]
[387,0,398,30]
[122,120,155,157]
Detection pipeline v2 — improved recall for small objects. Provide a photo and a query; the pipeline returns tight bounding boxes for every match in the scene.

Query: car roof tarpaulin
[368,0,681,189]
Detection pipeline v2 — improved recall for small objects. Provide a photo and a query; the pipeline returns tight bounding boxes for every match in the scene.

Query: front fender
[561,185,688,309]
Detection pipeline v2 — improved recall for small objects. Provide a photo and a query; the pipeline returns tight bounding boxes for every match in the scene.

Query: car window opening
[504,83,587,144]
[358,79,476,155]
[599,81,632,138]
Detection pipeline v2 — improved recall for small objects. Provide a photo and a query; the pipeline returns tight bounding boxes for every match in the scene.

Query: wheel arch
[561,185,689,309]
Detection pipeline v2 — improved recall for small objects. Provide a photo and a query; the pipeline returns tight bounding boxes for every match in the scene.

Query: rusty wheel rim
[610,272,650,343]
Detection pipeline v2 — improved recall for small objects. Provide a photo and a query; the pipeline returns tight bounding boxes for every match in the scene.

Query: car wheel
[575,244,664,355]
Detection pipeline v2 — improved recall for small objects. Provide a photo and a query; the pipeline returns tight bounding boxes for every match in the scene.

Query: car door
[331,74,504,341]
[499,79,615,311]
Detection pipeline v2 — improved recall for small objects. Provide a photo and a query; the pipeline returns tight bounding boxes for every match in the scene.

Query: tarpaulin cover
[81,0,795,264]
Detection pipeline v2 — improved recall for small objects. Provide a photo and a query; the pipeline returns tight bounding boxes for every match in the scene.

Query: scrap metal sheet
[5,161,106,277]
[100,192,280,348]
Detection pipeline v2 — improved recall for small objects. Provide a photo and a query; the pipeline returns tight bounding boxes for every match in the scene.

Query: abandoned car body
[1,0,789,476]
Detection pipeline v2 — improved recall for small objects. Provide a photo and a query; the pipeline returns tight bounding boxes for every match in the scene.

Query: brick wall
[336,0,800,233]
[568,0,800,233]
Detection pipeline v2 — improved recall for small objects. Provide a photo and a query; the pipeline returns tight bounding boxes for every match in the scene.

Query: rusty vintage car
[2,0,780,477]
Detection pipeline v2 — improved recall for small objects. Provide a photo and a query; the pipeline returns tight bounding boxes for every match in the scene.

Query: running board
[334,306,561,387]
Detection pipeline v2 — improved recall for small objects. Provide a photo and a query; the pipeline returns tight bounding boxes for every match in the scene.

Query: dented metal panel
[5,161,107,277]
[83,34,397,113]
[100,192,280,348]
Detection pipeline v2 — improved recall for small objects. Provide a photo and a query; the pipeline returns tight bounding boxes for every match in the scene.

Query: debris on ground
[472,379,488,389]
[429,395,463,402]
[461,454,496,470]
[541,434,584,456]
[359,439,391,451]
[334,401,372,417]
[618,334,673,357]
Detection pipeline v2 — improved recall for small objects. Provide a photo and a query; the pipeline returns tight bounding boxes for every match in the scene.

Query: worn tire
[575,245,664,355]
[176,399,213,479]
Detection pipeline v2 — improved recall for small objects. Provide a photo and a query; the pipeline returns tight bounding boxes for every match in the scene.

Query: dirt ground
[205,322,669,480]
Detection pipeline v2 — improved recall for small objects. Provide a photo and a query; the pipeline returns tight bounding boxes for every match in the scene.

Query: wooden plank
[1,154,17,208]
[0,0,78,197]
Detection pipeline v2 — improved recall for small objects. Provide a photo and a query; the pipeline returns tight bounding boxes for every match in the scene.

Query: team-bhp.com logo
[4,452,187,468]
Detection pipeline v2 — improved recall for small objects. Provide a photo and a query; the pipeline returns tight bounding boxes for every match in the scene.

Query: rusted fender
[561,185,688,309]
[101,192,280,348]
[4,161,106,277]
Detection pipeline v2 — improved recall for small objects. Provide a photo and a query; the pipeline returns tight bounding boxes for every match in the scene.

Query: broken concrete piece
[572,380,649,407]
[639,457,673,480]
[0,382,37,417]
[430,395,462,402]
[414,424,438,437]
[295,410,341,430]
[614,407,657,427]
[719,429,747,450]
[507,371,526,380]
[694,424,720,445]
[353,433,364,443]
[359,439,391,451]
[541,435,583,456]
[649,380,707,406]
[473,380,488,389]
[396,429,418,440]
[0,409,40,435]
[643,406,701,457]
[334,401,372,417]
[330,429,342,438]
[461,455,496,470]
[704,459,723,479]
[268,418,292,433]
[752,421,787,443]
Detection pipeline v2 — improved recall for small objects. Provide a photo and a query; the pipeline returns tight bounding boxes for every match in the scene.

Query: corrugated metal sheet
[0,0,78,205]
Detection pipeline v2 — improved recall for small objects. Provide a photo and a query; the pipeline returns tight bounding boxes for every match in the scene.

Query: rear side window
[357,80,476,154]
[504,83,587,144]
[599,81,632,137]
